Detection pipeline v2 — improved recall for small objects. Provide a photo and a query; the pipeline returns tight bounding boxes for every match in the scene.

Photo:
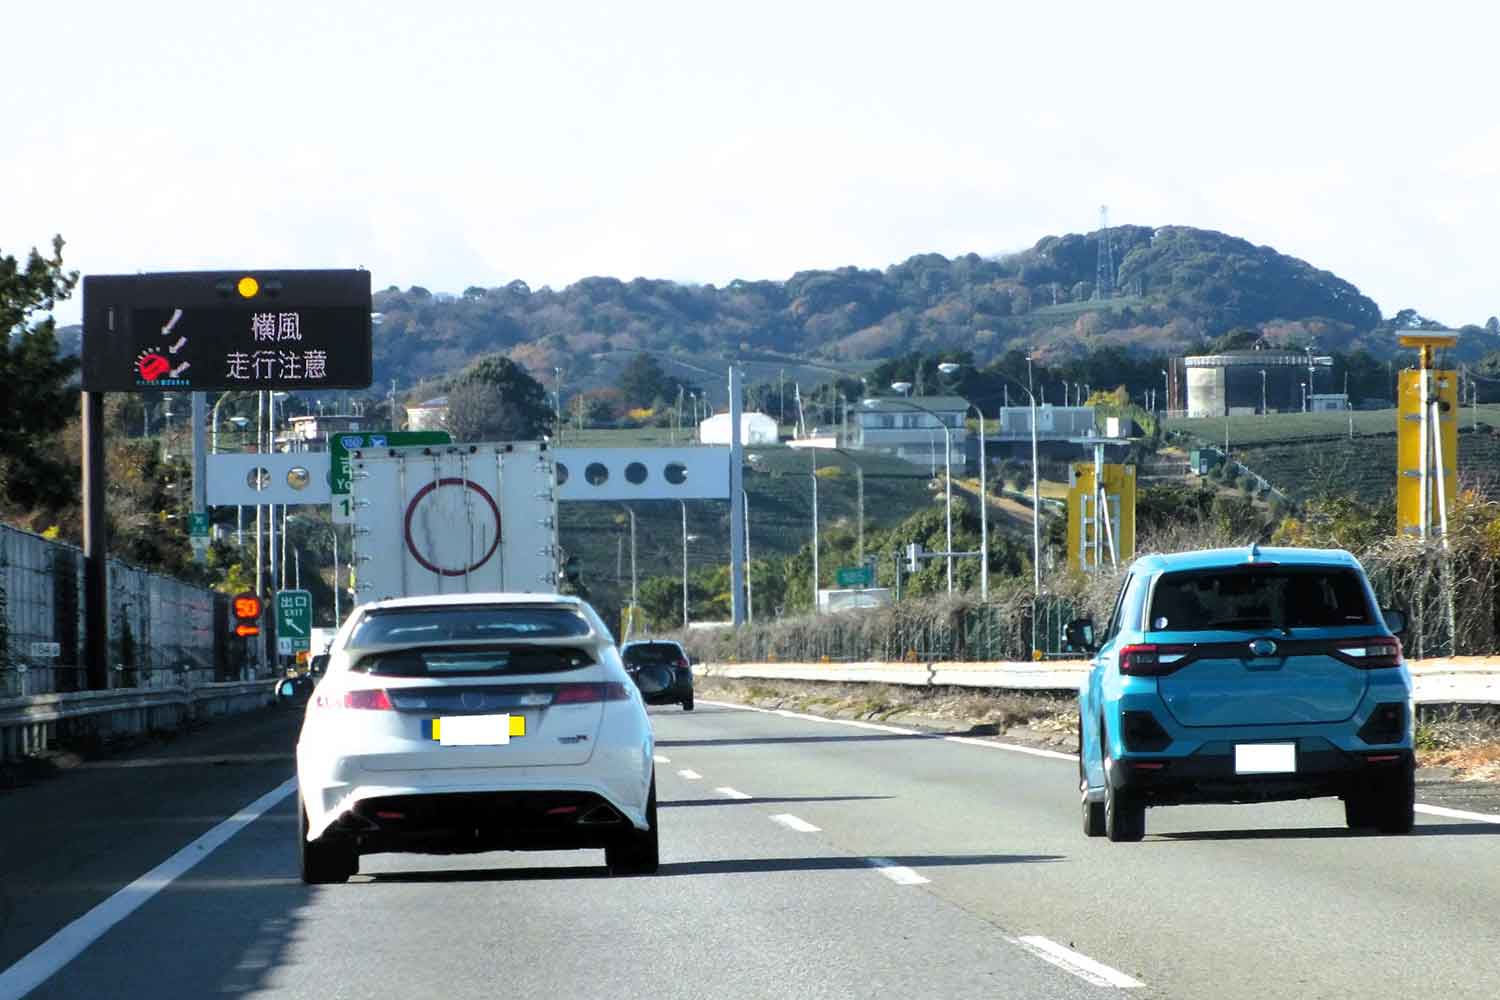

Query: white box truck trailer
[348,441,559,602]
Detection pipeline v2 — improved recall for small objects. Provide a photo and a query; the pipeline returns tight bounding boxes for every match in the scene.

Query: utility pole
[810,448,820,614]
[729,367,746,625]
[680,500,689,630]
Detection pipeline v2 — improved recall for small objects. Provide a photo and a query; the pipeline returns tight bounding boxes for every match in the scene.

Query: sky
[6,0,1498,328]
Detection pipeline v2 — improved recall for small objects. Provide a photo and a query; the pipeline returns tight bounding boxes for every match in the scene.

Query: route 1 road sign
[328,430,449,523]
[276,589,313,655]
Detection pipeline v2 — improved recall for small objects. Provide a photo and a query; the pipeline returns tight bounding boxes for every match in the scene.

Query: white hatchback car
[295,593,657,883]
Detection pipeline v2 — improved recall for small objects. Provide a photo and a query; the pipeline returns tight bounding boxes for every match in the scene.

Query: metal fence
[0,523,245,698]
[678,589,1084,665]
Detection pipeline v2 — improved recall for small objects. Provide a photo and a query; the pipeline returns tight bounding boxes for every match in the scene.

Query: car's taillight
[1332,637,1402,669]
[677,657,690,669]
[344,689,394,710]
[1118,644,1193,676]
[553,682,630,704]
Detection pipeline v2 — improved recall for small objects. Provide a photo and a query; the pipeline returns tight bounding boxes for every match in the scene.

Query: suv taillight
[1332,637,1402,669]
[553,682,630,704]
[1118,644,1193,677]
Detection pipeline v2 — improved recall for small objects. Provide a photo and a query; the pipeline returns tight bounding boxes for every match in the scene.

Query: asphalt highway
[2,700,1498,999]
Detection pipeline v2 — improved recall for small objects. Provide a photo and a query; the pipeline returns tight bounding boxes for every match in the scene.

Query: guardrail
[697,658,1500,706]
[0,680,274,763]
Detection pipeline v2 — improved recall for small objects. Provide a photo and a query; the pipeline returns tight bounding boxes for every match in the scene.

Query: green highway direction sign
[835,565,874,588]
[276,589,313,655]
[328,430,450,522]
[188,512,210,538]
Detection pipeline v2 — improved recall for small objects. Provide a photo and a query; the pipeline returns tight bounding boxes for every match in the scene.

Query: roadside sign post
[276,589,314,657]
[835,566,874,588]
[81,270,373,689]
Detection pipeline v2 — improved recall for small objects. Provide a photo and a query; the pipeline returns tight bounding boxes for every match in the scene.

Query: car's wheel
[1079,718,1106,837]
[1343,794,1376,830]
[606,777,659,875]
[682,693,695,711]
[1372,762,1415,835]
[1103,751,1146,842]
[298,792,357,884]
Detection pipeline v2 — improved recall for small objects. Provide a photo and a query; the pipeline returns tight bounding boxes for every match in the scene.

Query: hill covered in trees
[368,224,1498,395]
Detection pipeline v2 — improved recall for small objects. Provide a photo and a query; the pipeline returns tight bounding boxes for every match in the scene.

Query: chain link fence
[1,523,244,698]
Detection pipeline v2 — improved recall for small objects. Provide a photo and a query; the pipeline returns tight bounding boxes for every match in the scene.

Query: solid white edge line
[0,776,297,1000]
[1415,803,1500,824]
[652,754,671,764]
[1015,935,1144,989]
[943,734,1078,761]
[676,769,702,780]
[866,858,930,885]
[715,786,752,800]
[769,813,821,833]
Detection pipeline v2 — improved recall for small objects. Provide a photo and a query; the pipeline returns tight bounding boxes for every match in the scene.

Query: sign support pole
[82,391,109,691]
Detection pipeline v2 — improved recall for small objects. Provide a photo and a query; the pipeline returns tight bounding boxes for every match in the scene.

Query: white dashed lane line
[653,754,670,764]
[1015,935,1144,989]
[769,813,821,833]
[866,858,930,886]
[715,787,752,799]
[676,769,702,780]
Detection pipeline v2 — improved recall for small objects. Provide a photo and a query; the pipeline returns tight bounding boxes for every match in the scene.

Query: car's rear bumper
[640,677,693,705]
[1110,746,1414,805]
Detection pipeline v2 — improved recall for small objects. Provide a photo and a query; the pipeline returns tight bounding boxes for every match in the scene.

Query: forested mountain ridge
[367,224,1459,391]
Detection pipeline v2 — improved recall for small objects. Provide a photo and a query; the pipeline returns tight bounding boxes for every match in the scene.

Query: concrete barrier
[0,681,274,763]
[698,657,1500,706]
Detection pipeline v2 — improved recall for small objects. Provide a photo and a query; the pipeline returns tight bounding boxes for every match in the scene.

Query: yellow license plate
[428,715,526,744]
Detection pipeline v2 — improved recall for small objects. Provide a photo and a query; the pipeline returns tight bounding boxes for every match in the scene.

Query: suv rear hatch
[1144,565,1379,727]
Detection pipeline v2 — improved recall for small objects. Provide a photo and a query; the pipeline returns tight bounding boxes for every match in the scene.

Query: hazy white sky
[6,0,1498,327]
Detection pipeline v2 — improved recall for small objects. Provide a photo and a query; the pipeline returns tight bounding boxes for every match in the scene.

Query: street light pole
[871,396,953,595]
[810,448,820,613]
[971,403,988,601]
[680,500,689,630]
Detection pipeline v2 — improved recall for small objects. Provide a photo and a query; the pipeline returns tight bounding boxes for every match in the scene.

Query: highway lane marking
[653,754,671,764]
[1416,803,1500,824]
[701,699,1076,761]
[1015,936,1144,989]
[715,786,752,799]
[677,768,703,780]
[769,813,821,832]
[0,776,296,1000]
[866,858,930,885]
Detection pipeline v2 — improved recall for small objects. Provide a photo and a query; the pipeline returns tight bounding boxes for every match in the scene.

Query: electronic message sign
[81,270,372,391]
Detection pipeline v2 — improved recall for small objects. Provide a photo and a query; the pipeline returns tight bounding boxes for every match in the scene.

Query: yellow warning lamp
[236,276,260,299]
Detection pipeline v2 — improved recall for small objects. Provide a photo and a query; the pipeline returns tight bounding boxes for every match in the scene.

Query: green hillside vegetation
[369,225,1500,399]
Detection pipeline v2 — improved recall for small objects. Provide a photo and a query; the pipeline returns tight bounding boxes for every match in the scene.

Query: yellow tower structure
[1396,332,1459,542]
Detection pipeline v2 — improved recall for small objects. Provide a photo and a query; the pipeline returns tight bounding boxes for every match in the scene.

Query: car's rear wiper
[1205,618,1292,635]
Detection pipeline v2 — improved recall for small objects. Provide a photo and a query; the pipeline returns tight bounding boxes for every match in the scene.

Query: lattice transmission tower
[1095,204,1114,300]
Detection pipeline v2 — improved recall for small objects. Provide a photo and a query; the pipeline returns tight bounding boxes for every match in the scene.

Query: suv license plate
[1234,743,1296,774]
[431,714,526,746]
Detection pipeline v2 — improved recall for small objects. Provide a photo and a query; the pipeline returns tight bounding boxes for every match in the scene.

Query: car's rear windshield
[622,643,685,665]
[351,645,594,677]
[1148,566,1373,631]
[347,606,591,648]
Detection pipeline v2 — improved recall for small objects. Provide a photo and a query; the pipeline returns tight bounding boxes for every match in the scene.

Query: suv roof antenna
[1248,541,1262,561]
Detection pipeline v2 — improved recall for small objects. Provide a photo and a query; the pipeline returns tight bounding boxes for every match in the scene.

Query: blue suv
[1071,546,1413,842]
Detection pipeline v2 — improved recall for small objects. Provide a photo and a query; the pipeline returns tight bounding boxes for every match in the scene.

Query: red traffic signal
[234,623,261,638]
[233,592,263,620]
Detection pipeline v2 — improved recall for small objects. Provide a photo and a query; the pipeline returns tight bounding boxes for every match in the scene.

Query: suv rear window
[347,605,591,648]
[1149,566,1373,631]
[622,643,685,665]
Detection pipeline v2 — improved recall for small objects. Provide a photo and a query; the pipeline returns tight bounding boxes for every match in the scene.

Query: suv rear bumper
[1110,747,1414,806]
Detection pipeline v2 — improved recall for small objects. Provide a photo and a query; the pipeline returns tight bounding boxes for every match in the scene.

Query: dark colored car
[621,640,695,711]
[275,653,329,705]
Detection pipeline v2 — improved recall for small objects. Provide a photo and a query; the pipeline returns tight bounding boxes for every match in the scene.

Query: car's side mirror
[1064,618,1096,653]
[1382,608,1408,637]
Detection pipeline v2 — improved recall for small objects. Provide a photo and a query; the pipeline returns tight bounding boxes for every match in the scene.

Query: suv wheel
[682,693,695,712]
[1372,762,1415,834]
[1079,719,1105,837]
[1104,753,1146,842]
[607,777,659,875]
[299,793,357,884]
